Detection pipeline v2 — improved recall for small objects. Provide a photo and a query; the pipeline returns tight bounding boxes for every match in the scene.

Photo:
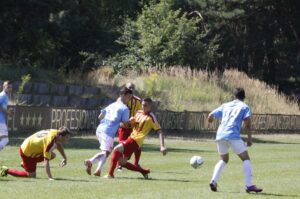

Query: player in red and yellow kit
[107,98,167,179]
[117,83,142,168]
[0,127,71,180]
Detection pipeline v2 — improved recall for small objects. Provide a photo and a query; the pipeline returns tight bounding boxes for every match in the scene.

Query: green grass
[1,134,300,199]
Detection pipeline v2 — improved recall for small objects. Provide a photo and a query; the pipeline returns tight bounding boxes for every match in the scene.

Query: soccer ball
[190,155,204,169]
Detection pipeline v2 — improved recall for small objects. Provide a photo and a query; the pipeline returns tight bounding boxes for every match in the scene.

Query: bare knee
[28,172,36,178]
[220,154,229,163]
[118,158,128,166]
[238,151,250,161]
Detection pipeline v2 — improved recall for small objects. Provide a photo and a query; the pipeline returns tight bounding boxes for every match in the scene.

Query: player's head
[142,98,153,113]
[233,88,245,101]
[3,80,13,93]
[57,127,72,143]
[120,87,133,104]
[125,82,135,91]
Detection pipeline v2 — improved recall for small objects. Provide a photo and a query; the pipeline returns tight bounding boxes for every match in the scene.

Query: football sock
[211,160,226,183]
[134,147,141,166]
[89,152,105,164]
[108,150,122,176]
[243,160,253,187]
[95,155,107,172]
[123,162,149,174]
[7,169,29,177]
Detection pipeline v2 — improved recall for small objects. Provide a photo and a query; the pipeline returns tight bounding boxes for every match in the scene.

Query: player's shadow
[250,137,299,145]
[117,176,198,183]
[257,192,300,198]
[54,177,99,182]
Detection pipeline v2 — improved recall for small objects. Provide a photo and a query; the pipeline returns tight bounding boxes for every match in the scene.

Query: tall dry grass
[86,66,300,114]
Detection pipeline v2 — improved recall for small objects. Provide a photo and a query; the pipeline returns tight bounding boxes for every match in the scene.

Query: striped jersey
[127,95,142,117]
[130,110,161,147]
[21,129,58,160]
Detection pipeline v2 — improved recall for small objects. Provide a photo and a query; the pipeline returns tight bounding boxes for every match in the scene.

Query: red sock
[123,162,149,175]
[134,148,141,166]
[108,150,122,176]
[7,169,29,177]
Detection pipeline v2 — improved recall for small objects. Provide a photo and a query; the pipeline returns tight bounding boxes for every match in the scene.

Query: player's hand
[59,159,67,167]
[160,146,167,156]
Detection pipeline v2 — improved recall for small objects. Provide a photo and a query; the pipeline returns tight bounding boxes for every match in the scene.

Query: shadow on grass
[117,176,198,183]
[55,177,99,183]
[257,192,300,198]
[250,137,300,145]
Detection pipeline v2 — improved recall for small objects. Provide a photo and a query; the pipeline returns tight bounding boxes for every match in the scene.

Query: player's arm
[98,112,105,121]
[207,112,214,123]
[208,105,223,123]
[44,159,54,180]
[244,117,252,147]
[56,142,67,167]
[157,130,167,155]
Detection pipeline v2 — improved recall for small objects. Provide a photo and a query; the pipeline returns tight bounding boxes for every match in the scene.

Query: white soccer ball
[190,155,204,169]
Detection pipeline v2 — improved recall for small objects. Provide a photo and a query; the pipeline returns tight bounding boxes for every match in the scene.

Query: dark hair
[120,87,133,95]
[234,88,245,100]
[58,127,72,136]
[142,98,153,103]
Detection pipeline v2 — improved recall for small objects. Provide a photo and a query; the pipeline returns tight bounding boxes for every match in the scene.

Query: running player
[208,88,263,193]
[117,82,142,170]
[106,98,167,179]
[0,127,71,180]
[0,81,13,151]
[84,87,132,177]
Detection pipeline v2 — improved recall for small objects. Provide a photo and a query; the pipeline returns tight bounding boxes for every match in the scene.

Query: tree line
[0,0,299,95]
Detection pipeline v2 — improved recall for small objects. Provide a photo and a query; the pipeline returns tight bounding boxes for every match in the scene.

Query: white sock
[211,160,226,183]
[243,160,253,187]
[89,152,105,164]
[95,155,107,172]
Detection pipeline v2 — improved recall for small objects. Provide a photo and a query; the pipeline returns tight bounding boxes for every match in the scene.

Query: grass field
[1,134,300,199]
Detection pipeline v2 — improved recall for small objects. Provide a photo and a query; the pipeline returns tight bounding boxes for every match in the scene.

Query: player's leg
[107,143,125,178]
[84,131,104,175]
[210,140,229,191]
[1,148,34,178]
[0,137,9,151]
[232,140,262,193]
[133,147,141,167]
[93,133,114,176]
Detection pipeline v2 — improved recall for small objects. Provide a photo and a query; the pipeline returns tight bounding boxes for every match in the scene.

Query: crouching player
[0,127,71,180]
[106,98,167,179]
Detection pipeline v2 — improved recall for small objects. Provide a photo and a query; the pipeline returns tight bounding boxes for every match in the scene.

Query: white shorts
[0,137,9,151]
[216,139,246,155]
[96,131,114,152]
[0,123,8,136]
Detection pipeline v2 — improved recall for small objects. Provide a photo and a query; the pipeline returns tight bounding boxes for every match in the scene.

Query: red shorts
[118,128,132,142]
[20,148,44,173]
[121,137,140,159]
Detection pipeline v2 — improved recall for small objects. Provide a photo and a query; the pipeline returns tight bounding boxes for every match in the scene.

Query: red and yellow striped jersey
[127,95,142,117]
[130,111,161,147]
[20,129,58,160]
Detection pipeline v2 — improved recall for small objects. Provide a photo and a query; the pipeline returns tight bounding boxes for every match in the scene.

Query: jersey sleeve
[242,106,252,120]
[210,105,223,119]
[121,108,130,122]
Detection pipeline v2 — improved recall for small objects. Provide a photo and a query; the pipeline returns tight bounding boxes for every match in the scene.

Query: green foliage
[17,74,31,96]
[109,0,219,72]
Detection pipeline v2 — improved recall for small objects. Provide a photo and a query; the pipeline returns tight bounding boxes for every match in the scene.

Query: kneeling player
[0,127,71,180]
[106,98,167,179]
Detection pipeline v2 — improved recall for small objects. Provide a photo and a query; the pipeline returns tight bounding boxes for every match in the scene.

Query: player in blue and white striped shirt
[208,88,262,193]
